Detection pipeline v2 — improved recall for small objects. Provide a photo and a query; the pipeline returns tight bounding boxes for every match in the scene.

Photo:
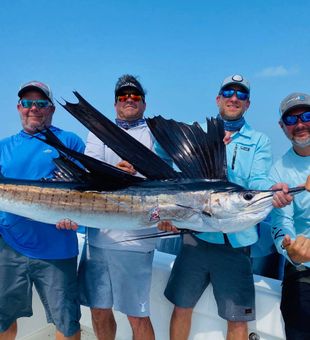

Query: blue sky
[1,0,309,159]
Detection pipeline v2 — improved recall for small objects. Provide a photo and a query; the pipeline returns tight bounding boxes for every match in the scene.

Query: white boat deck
[16,247,285,340]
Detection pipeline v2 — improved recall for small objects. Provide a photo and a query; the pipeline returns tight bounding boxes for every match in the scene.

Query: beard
[21,112,53,134]
[291,126,310,148]
[23,121,45,133]
[292,137,310,148]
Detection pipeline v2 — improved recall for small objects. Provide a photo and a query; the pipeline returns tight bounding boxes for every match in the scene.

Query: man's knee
[0,321,17,340]
[227,320,248,337]
[173,306,193,319]
[91,308,114,323]
[55,328,81,340]
[127,315,151,324]
[127,315,152,329]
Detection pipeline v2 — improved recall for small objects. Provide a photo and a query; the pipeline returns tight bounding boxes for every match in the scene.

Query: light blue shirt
[197,122,273,247]
[269,148,310,268]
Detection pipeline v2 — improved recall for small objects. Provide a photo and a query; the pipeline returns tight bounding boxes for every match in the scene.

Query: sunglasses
[282,111,310,126]
[220,89,249,101]
[117,94,143,102]
[20,99,52,109]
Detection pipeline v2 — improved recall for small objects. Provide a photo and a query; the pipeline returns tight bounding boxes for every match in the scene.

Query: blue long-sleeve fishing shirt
[0,126,85,259]
[269,148,310,268]
[197,122,273,247]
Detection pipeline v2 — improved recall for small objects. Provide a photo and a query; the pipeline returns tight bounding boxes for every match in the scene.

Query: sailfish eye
[243,192,254,201]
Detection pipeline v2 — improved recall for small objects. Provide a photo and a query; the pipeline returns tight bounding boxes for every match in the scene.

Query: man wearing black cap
[78,75,170,340]
[270,92,310,339]
[0,81,85,339]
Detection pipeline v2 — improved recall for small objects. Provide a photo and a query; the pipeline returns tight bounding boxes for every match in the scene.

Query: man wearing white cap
[160,74,290,340]
[270,92,310,339]
[0,81,85,340]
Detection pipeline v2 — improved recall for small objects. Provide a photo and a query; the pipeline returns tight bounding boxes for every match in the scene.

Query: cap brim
[115,86,144,96]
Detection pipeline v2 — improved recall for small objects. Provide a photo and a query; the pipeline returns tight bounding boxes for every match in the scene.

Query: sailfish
[0,92,305,233]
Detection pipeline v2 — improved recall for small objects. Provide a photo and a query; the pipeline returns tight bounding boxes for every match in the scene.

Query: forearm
[271,209,296,262]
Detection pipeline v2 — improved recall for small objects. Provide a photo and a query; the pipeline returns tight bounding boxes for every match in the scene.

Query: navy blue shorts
[164,234,255,321]
[0,237,80,336]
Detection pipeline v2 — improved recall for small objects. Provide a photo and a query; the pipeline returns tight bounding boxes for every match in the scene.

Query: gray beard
[292,137,310,148]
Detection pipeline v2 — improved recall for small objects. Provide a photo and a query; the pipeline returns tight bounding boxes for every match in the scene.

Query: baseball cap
[115,75,145,98]
[279,92,310,116]
[18,80,54,104]
[219,74,250,93]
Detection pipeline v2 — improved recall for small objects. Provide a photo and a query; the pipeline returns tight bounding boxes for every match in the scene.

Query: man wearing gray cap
[0,81,84,340]
[159,74,287,340]
[270,92,310,339]
[78,74,171,340]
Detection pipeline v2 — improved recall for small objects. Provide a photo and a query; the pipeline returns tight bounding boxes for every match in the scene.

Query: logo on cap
[232,75,243,82]
[279,92,310,116]
[120,82,137,88]
[286,95,306,105]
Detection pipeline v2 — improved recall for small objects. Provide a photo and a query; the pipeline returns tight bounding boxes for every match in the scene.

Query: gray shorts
[78,243,154,317]
[164,234,255,322]
[0,237,80,336]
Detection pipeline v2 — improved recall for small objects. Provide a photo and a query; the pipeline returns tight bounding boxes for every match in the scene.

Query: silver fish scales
[0,178,303,233]
[0,179,206,230]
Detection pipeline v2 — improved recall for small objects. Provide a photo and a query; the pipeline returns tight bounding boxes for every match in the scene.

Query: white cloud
[256,65,299,78]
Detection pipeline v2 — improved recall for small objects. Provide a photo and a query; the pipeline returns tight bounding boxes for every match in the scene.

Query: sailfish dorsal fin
[60,92,227,181]
[60,92,180,180]
[146,116,227,180]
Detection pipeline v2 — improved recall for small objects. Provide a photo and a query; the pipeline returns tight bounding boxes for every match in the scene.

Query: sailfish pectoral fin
[175,203,201,213]
[175,203,212,217]
[35,127,145,190]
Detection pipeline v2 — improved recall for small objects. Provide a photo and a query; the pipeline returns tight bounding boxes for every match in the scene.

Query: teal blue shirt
[270,148,310,268]
[197,122,273,247]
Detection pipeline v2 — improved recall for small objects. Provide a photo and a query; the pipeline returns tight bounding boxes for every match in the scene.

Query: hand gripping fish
[0,92,305,233]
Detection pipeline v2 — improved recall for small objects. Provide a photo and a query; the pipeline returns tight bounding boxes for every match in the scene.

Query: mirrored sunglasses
[20,99,52,109]
[117,94,143,102]
[220,89,249,101]
[282,111,310,126]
